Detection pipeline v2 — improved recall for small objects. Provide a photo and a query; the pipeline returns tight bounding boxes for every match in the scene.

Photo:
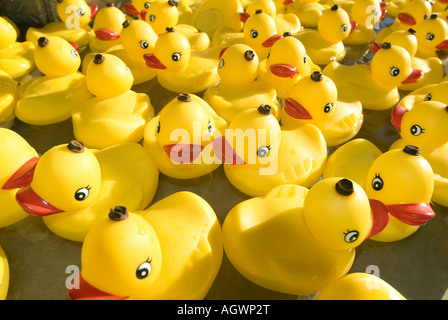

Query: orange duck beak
[15,185,64,217]
[283,98,313,119]
[67,274,126,300]
[2,157,39,190]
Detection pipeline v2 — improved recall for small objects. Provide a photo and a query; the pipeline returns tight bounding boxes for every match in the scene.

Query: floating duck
[15,36,92,126]
[125,0,196,24]
[281,71,363,147]
[323,139,435,242]
[398,80,448,110]
[213,105,327,197]
[144,27,221,93]
[15,140,159,242]
[0,16,35,80]
[433,0,448,13]
[383,0,407,18]
[257,33,321,99]
[414,14,448,58]
[203,44,281,123]
[295,5,356,66]
[315,273,406,300]
[26,0,98,49]
[222,179,373,295]
[0,128,39,228]
[0,70,18,129]
[0,245,8,300]
[286,0,330,29]
[123,0,152,19]
[72,53,154,149]
[143,93,227,179]
[67,193,223,300]
[323,42,422,110]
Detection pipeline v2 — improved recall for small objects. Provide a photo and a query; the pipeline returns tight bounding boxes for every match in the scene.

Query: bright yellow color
[145,0,180,34]
[0,245,9,300]
[222,180,372,295]
[89,4,126,52]
[343,0,381,45]
[286,1,329,28]
[0,16,17,48]
[0,70,18,128]
[415,16,448,59]
[390,0,432,32]
[316,273,406,300]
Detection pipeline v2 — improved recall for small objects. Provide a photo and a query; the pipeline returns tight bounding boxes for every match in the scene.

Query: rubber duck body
[323,139,435,242]
[15,140,159,242]
[143,93,227,179]
[0,70,18,128]
[390,0,433,32]
[281,71,363,147]
[15,36,93,126]
[72,53,154,149]
[214,105,327,197]
[222,179,373,295]
[285,0,330,29]
[414,14,448,59]
[144,27,221,93]
[68,193,223,300]
[323,42,422,110]
[0,245,8,300]
[203,44,281,123]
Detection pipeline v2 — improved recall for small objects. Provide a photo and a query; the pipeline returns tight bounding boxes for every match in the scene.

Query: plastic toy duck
[143,93,227,179]
[323,42,422,110]
[257,33,321,99]
[433,0,448,12]
[0,128,39,228]
[25,0,98,50]
[285,0,330,29]
[144,27,221,93]
[315,273,406,300]
[0,70,18,129]
[89,4,127,53]
[125,0,196,24]
[222,178,373,295]
[0,245,8,300]
[68,193,223,300]
[390,100,448,207]
[15,140,159,242]
[295,5,356,66]
[203,44,281,123]
[213,105,327,197]
[322,139,435,242]
[281,71,363,147]
[72,53,154,149]
[414,14,448,58]
[0,16,35,80]
[15,36,92,126]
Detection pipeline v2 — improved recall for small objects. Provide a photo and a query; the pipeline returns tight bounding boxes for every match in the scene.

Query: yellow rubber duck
[390,99,448,207]
[67,193,222,300]
[433,0,448,12]
[0,16,35,80]
[0,128,39,228]
[295,5,356,66]
[0,245,9,300]
[323,42,422,110]
[144,27,221,93]
[383,0,407,18]
[315,273,406,300]
[15,140,159,242]
[213,105,327,197]
[281,71,363,147]
[414,14,448,58]
[257,33,321,99]
[203,43,281,123]
[73,53,154,149]
[143,93,227,179]
[0,70,18,129]
[222,179,373,295]
[15,36,93,126]
[323,139,435,242]
[125,0,196,24]
[286,0,330,29]
[25,0,98,50]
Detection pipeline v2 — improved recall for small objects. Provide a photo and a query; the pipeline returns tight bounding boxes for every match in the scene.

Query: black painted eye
[250,29,258,38]
[74,186,91,201]
[77,9,85,16]
[371,174,383,191]
[140,40,149,49]
[341,24,347,32]
[426,33,435,41]
[344,230,359,243]
[207,121,213,133]
[172,52,181,61]
[219,58,224,68]
[136,259,152,279]
[148,14,155,22]
[144,2,151,9]
[410,124,424,136]
[390,66,400,77]
[71,49,78,58]
[157,121,160,133]
[425,93,432,101]
[257,145,270,158]
[424,13,430,20]
[324,103,333,113]
[303,56,307,63]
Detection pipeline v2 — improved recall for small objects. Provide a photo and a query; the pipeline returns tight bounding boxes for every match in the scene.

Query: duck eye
[172,52,181,61]
[424,13,429,20]
[74,186,91,201]
[425,93,432,101]
[219,58,225,68]
[77,9,85,16]
[390,66,400,77]
[136,260,152,279]
[257,145,270,158]
[140,40,149,49]
[207,120,213,133]
[303,56,307,63]
[410,124,424,136]
[157,121,161,133]
[426,33,435,41]
[148,14,156,22]
[71,49,78,58]
[144,2,151,9]
[324,103,333,113]
[344,230,359,243]
[341,24,347,32]
[250,29,258,38]
[371,174,383,191]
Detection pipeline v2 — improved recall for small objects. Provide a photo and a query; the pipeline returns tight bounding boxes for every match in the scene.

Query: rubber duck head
[217,44,260,86]
[124,0,153,20]
[370,28,418,56]
[414,14,448,54]
[318,5,356,43]
[303,177,372,251]
[351,0,384,28]
[243,10,282,51]
[120,19,158,61]
[92,4,126,42]
[68,206,162,300]
[85,53,134,99]
[145,0,180,35]
[16,140,102,217]
[419,80,448,104]
[56,0,98,28]
[391,101,448,153]
[0,16,18,49]
[144,27,191,72]
[284,71,337,123]
[396,0,432,27]
[240,0,277,23]
[34,36,81,77]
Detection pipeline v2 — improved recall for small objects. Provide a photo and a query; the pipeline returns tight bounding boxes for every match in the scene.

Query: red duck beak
[380,2,388,19]
[284,98,313,119]
[219,47,229,59]
[213,136,245,165]
[15,185,64,217]
[401,69,422,85]
[387,203,435,226]
[2,157,39,190]
[68,41,79,53]
[67,274,126,300]
[143,54,166,69]
[349,20,358,34]
[269,64,298,78]
[123,3,139,16]
[95,29,120,41]
[89,4,98,20]
[368,199,390,238]
[240,12,250,23]
[439,0,448,4]
[397,12,417,25]
[390,105,408,132]
[163,144,204,164]
[262,34,282,48]
[140,9,148,21]
[370,40,382,54]
[283,0,295,5]
[436,39,448,50]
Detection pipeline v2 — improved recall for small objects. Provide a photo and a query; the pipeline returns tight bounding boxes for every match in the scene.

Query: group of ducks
[1,0,448,300]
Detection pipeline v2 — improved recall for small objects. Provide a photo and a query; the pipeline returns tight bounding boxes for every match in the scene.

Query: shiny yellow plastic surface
[0,246,9,300]
[89,4,126,52]
[144,0,180,35]
[0,70,18,126]
[343,0,380,45]
[415,16,448,59]
[0,16,18,49]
